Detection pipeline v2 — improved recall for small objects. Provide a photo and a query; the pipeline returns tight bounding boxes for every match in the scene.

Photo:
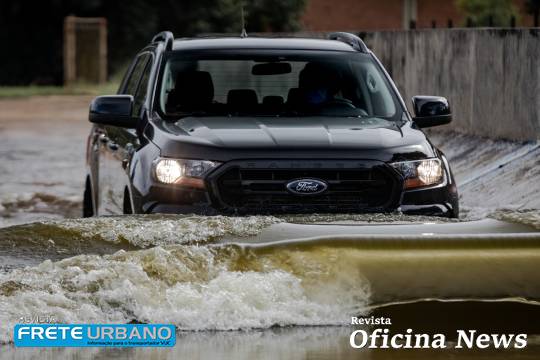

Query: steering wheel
[324,98,356,109]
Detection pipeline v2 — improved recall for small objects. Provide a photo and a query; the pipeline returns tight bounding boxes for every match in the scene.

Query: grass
[0,64,128,99]
[0,82,120,98]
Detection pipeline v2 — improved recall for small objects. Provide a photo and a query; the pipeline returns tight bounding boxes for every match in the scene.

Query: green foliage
[100,0,306,73]
[0,82,119,99]
[244,0,307,32]
[456,0,519,26]
[0,0,307,85]
[525,0,540,25]
[525,0,540,12]
[153,0,307,35]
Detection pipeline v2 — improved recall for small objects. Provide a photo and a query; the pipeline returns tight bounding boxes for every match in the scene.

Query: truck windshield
[157,50,401,120]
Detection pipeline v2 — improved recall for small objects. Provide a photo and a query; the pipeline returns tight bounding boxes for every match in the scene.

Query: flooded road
[4,325,540,360]
[0,96,90,227]
[1,213,540,358]
[0,96,539,358]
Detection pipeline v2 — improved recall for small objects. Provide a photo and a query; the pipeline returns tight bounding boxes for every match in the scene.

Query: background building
[302,0,536,30]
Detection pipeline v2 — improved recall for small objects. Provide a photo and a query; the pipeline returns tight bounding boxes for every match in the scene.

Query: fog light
[155,159,183,184]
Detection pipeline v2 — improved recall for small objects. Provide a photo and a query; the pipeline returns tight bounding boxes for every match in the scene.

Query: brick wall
[302,0,403,31]
[417,0,536,28]
[416,0,462,28]
[302,0,538,30]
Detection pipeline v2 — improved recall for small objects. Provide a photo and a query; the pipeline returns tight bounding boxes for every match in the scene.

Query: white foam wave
[491,209,540,230]
[0,245,371,343]
[48,215,281,247]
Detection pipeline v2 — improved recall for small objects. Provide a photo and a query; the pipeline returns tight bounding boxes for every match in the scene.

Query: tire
[123,187,133,214]
[83,178,94,217]
[450,200,460,219]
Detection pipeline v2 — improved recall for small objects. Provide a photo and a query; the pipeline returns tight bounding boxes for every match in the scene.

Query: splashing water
[0,243,372,343]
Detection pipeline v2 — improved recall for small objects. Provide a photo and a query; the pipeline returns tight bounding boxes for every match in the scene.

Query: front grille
[209,160,401,214]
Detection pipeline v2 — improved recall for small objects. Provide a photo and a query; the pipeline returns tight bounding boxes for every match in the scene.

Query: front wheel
[83,178,94,217]
[123,187,133,214]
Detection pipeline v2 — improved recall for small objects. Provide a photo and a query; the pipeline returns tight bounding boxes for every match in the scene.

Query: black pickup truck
[84,31,459,217]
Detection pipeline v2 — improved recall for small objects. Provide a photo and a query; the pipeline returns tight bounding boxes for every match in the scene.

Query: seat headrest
[263,96,284,106]
[227,89,258,109]
[167,71,214,111]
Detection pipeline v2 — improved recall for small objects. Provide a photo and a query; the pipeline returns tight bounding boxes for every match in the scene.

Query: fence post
[98,18,108,84]
[63,16,77,86]
[63,16,107,85]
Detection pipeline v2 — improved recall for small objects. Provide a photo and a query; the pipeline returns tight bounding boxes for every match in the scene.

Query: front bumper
[136,159,459,218]
[140,185,459,217]
[401,184,459,217]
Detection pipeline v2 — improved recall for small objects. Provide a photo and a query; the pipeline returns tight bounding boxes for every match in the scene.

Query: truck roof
[171,37,358,52]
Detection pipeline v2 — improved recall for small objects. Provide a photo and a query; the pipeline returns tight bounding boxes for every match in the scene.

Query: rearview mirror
[252,62,292,75]
[411,96,452,128]
[89,95,135,128]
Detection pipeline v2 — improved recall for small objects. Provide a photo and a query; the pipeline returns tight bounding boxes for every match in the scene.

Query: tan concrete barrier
[361,29,540,141]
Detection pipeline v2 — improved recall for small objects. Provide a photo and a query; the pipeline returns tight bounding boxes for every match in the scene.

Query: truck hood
[149,116,434,162]
[169,116,424,148]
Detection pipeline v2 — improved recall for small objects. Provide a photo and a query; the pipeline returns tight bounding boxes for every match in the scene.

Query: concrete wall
[362,29,540,141]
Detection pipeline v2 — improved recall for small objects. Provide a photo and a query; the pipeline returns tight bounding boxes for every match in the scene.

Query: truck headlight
[391,158,444,189]
[154,158,221,187]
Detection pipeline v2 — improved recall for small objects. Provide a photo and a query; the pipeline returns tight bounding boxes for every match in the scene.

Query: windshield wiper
[169,110,217,119]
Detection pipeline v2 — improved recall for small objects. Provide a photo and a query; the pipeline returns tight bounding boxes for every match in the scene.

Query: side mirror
[411,96,452,128]
[89,95,135,128]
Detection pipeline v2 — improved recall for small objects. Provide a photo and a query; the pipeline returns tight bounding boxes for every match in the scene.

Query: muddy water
[0,96,90,228]
[3,326,540,360]
[0,214,539,347]
[1,97,540,358]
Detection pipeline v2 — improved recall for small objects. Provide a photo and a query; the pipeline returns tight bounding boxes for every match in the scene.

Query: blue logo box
[14,324,176,347]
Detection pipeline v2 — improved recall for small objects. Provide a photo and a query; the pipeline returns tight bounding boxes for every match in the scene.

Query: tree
[245,0,307,32]
[0,0,307,85]
[153,0,306,35]
[525,0,540,26]
[456,0,519,26]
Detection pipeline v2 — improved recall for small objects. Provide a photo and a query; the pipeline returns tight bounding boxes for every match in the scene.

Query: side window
[133,58,153,116]
[122,54,150,96]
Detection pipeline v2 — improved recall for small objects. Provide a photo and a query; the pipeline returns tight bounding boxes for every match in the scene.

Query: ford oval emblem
[286,179,328,195]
